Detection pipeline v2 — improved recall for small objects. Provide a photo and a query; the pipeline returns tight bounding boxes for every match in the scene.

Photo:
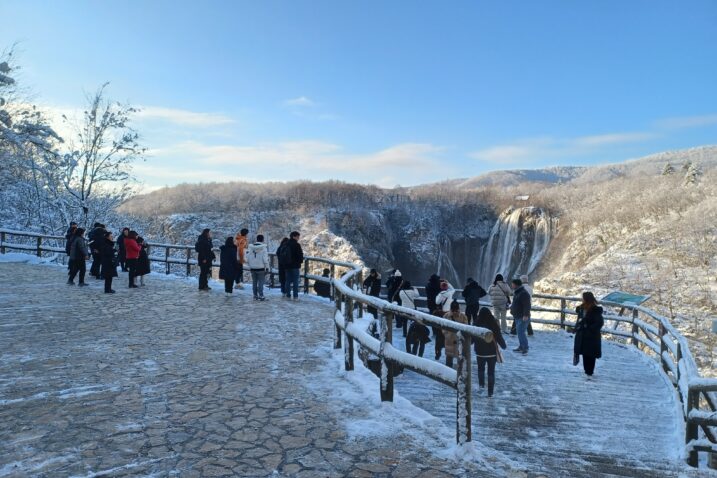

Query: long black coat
[195,235,215,263]
[473,311,507,357]
[219,245,239,280]
[462,280,487,307]
[99,238,118,279]
[574,306,604,358]
[425,274,441,311]
[136,245,151,276]
[363,275,382,297]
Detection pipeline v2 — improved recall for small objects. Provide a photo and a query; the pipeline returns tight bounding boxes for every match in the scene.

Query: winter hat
[394,270,402,277]
[440,281,448,291]
[520,275,529,283]
[467,277,475,283]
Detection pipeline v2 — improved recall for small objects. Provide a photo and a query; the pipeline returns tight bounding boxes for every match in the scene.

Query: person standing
[234,228,249,289]
[573,292,604,378]
[517,274,535,336]
[67,228,89,286]
[281,231,303,299]
[65,221,78,275]
[425,274,442,312]
[510,279,531,354]
[443,301,469,368]
[124,231,141,288]
[399,280,420,338]
[474,307,507,397]
[363,269,382,317]
[276,237,289,294]
[117,227,130,272]
[99,231,118,294]
[386,270,403,305]
[88,223,105,278]
[219,236,240,295]
[489,274,512,333]
[246,234,270,300]
[135,237,150,286]
[313,268,332,298]
[462,277,487,324]
[435,280,456,313]
[195,229,215,291]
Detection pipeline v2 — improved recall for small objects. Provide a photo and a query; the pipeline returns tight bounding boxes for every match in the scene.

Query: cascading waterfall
[477,207,551,287]
[436,235,462,286]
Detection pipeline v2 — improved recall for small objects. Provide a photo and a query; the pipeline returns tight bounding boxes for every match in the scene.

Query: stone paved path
[0,262,504,478]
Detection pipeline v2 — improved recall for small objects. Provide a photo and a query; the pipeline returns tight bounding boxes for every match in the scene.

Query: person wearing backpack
[281,231,304,299]
[462,277,487,324]
[195,229,215,291]
[246,234,270,300]
[473,307,507,397]
[275,238,289,294]
[489,274,512,333]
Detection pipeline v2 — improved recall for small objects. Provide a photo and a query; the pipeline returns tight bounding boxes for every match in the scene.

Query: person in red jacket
[124,230,141,289]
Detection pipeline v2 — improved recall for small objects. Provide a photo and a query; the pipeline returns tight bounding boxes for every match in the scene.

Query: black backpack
[278,244,293,266]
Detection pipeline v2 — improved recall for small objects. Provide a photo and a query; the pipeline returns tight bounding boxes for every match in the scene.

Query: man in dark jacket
[65,222,77,255]
[195,229,215,291]
[425,274,441,312]
[87,223,105,278]
[362,269,382,317]
[117,227,129,272]
[510,279,531,354]
[462,277,487,323]
[281,231,304,299]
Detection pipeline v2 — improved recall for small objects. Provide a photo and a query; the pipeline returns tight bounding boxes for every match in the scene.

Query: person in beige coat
[488,273,512,333]
[443,300,469,368]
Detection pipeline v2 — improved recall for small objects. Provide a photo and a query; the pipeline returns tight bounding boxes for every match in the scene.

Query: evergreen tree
[662,162,675,175]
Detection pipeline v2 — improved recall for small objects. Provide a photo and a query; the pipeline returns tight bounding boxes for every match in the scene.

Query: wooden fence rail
[1,228,715,466]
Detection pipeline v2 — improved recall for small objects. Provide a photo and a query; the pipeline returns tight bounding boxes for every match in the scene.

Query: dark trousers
[126,258,137,287]
[199,262,211,289]
[90,252,101,277]
[396,315,408,337]
[583,355,596,376]
[466,304,479,324]
[432,327,445,359]
[224,278,234,293]
[104,276,113,293]
[477,356,497,396]
[278,267,286,293]
[235,262,244,284]
[406,332,426,357]
[284,268,300,298]
[69,259,86,284]
[510,319,534,335]
[119,253,127,272]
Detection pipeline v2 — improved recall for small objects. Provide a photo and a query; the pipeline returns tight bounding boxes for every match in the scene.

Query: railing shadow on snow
[1,228,715,467]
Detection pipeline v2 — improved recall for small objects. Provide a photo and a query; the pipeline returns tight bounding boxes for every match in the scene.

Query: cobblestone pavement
[0,262,505,478]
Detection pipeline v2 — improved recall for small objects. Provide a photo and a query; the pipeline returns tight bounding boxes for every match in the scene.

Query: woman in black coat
[573,291,604,377]
[276,237,289,294]
[135,237,151,285]
[99,231,118,294]
[219,237,240,295]
[473,307,507,397]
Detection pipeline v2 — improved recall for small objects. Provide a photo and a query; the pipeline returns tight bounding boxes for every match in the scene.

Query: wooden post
[165,247,170,275]
[380,311,394,401]
[1,231,5,254]
[36,236,42,257]
[303,258,310,294]
[686,388,699,467]
[357,269,364,318]
[186,248,191,276]
[344,295,354,371]
[334,290,342,349]
[631,309,639,347]
[456,331,472,444]
[559,298,566,329]
[329,264,336,302]
[269,254,275,288]
[659,322,669,375]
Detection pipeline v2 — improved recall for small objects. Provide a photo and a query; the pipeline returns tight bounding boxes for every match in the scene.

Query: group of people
[194,228,305,301]
[64,222,149,293]
[364,268,604,397]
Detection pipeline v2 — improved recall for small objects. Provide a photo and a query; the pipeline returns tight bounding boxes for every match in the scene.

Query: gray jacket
[70,236,89,260]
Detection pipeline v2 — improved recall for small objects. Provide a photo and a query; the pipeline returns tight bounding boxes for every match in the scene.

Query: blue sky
[2,0,716,189]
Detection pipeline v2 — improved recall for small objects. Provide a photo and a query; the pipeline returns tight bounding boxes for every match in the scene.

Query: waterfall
[436,235,462,286]
[477,207,551,287]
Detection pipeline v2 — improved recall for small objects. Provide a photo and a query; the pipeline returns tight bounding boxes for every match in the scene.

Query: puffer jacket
[435,282,456,312]
[69,236,89,260]
[399,288,420,310]
[235,234,249,264]
[443,311,469,357]
[245,242,269,271]
[488,281,512,310]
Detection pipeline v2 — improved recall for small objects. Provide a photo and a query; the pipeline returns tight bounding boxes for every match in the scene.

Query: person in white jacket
[435,280,456,313]
[488,273,512,333]
[398,281,420,337]
[245,235,270,301]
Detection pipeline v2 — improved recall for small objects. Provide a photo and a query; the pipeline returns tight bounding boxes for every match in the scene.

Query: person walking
[510,279,531,354]
[88,223,105,278]
[425,274,442,312]
[443,301,469,368]
[462,277,487,324]
[135,237,150,286]
[435,280,456,313]
[431,308,446,360]
[234,228,249,289]
[313,268,332,298]
[276,237,289,294]
[195,229,215,291]
[280,231,303,299]
[117,227,130,272]
[489,274,512,333]
[219,236,240,295]
[65,221,78,275]
[573,292,604,378]
[124,231,141,288]
[246,234,270,300]
[398,280,420,338]
[474,307,507,397]
[386,270,403,305]
[67,228,89,286]
[363,269,381,316]
[99,231,118,294]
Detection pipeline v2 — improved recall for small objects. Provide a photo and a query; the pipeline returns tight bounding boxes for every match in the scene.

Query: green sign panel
[602,291,650,306]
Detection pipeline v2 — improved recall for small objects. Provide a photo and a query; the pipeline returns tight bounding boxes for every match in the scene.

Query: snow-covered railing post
[1,231,5,254]
[356,269,364,318]
[329,263,336,301]
[303,258,310,294]
[164,247,170,274]
[379,311,394,402]
[36,236,42,257]
[455,331,472,444]
[631,309,639,347]
[686,388,700,467]
[334,289,342,349]
[186,248,192,276]
[344,292,354,371]
[559,298,566,329]
[659,322,669,375]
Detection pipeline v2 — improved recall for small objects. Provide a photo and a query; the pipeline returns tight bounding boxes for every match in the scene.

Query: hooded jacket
[489,281,512,310]
[245,242,270,271]
[235,234,248,263]
[435,282,456,313]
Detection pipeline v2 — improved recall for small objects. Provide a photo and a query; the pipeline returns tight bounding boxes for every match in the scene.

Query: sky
[2,0,716,190]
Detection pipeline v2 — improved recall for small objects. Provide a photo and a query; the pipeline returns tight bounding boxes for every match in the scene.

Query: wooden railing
[1,228,715,465]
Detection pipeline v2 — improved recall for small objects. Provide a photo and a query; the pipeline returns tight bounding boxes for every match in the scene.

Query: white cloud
[136,106,234,127]
[283,96,315,107]
[572,132,655,147]
[654,114,717,130]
